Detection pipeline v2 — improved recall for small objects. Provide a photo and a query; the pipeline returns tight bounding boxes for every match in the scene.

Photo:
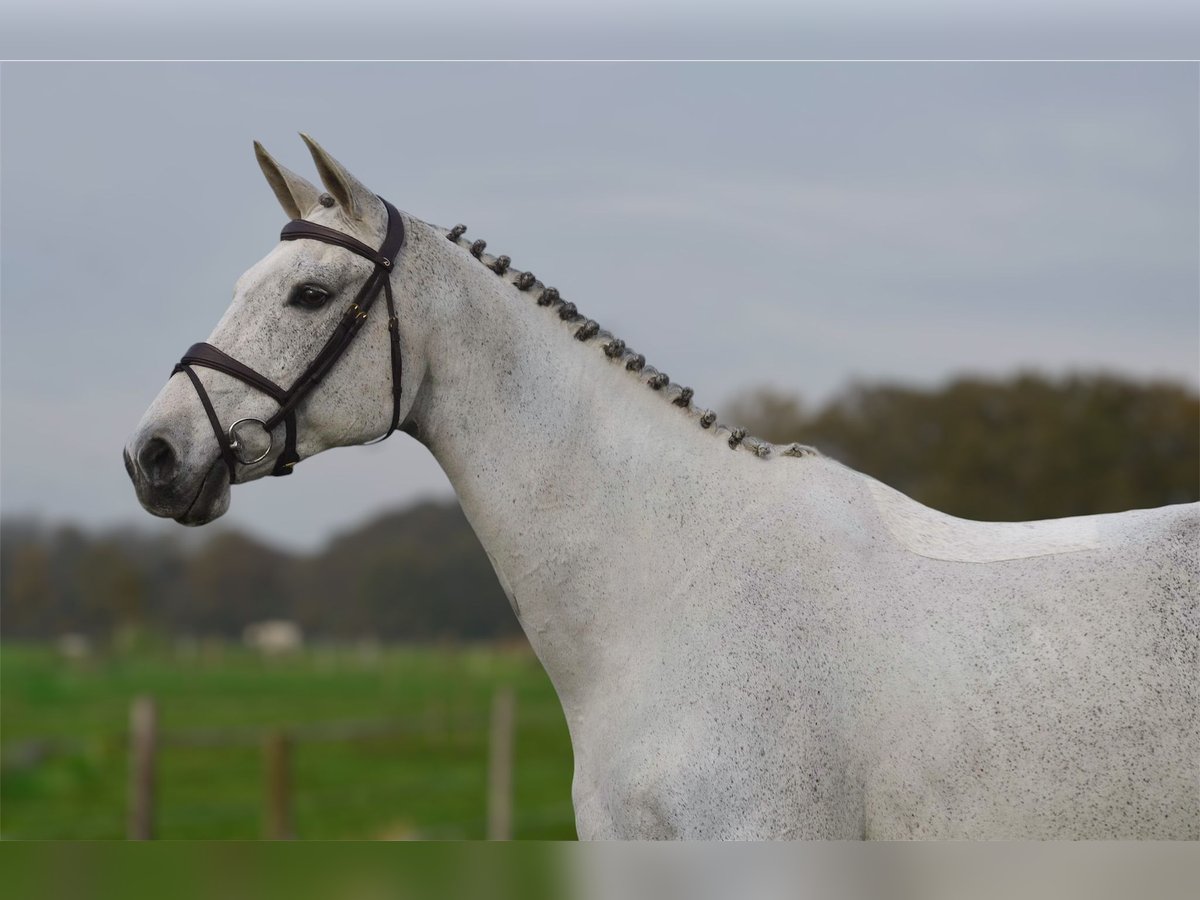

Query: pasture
[0,642,576,839]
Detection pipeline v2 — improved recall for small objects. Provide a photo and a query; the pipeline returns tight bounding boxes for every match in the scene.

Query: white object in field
[242,620,304,656]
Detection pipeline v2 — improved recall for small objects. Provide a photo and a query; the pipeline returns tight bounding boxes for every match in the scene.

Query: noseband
[171,197,405,482]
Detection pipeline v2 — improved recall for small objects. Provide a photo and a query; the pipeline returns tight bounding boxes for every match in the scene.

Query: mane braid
[441,224,820,461]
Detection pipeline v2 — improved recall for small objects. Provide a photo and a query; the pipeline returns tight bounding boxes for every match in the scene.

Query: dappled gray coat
[127,136,1199,839]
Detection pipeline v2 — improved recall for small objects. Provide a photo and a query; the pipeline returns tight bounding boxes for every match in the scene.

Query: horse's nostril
[137,436,178,486]
[123,447,136,480]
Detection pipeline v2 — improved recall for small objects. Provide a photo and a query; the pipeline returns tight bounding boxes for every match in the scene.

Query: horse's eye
[289,284,331,309]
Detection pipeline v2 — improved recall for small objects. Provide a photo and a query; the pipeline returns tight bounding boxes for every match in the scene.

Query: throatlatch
[171,197,406,483]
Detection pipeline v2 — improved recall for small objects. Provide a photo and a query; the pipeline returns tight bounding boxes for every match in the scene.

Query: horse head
[124,136,432,524]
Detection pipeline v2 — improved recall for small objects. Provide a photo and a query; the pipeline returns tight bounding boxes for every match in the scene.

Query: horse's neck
[408,219,728,708]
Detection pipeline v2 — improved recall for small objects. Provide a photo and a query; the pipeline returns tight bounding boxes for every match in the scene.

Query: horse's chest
[571,668,863,839]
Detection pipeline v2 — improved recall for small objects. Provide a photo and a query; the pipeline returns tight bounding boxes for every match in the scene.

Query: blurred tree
[290,502,519,642]
[1,540,56,637]
[726,372,1199,520]
[75,539,147,632]
[182,531,295,637]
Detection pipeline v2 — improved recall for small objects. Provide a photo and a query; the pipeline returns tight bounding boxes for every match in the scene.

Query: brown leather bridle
[171,197,405,482]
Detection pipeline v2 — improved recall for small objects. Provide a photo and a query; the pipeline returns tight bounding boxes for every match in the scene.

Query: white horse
[126,136,1198,839]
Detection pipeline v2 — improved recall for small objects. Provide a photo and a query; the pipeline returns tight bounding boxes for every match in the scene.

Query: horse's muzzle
[124,432,230,525]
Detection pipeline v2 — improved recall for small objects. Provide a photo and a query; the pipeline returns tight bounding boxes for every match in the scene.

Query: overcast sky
[4,1,1199,59]
[2,61,1197,550]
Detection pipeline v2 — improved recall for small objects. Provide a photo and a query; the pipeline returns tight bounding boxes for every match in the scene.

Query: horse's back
[838,475,1198,838]
[862,469,1195,564]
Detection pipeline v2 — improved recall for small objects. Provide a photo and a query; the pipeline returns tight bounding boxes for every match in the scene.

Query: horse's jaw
[173,459,232,526]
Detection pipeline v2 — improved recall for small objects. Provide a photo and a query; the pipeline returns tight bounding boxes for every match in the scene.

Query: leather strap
[175,363,239,476]
[171,354,299,480]
[180,342,289,402]
[382,275,403,435]
[172,196,406,483]
[281,219,395,269]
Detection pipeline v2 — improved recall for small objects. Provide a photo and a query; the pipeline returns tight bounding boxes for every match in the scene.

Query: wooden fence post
[127,695,157,840]
[263,730,294,839]
[487,686,516,841]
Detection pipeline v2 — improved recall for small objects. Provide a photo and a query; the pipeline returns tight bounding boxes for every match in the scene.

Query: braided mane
[442,223,819,462]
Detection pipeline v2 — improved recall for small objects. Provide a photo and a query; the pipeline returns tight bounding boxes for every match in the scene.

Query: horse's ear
[299,133,376,221]
[254,141,321,220]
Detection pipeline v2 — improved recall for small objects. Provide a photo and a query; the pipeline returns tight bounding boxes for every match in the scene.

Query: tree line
[1,502,518,643]
[726,371,1198,521]
[2,371,1196,641]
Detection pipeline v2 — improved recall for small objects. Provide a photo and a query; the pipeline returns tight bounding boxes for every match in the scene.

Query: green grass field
[0,642,577,840]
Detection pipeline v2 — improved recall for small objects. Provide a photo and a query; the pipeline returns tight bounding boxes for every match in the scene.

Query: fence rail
[115,688,518,840]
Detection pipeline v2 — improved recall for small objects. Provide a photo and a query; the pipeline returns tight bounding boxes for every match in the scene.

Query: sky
[4,1,1199,59]
[2,60,1197,550]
